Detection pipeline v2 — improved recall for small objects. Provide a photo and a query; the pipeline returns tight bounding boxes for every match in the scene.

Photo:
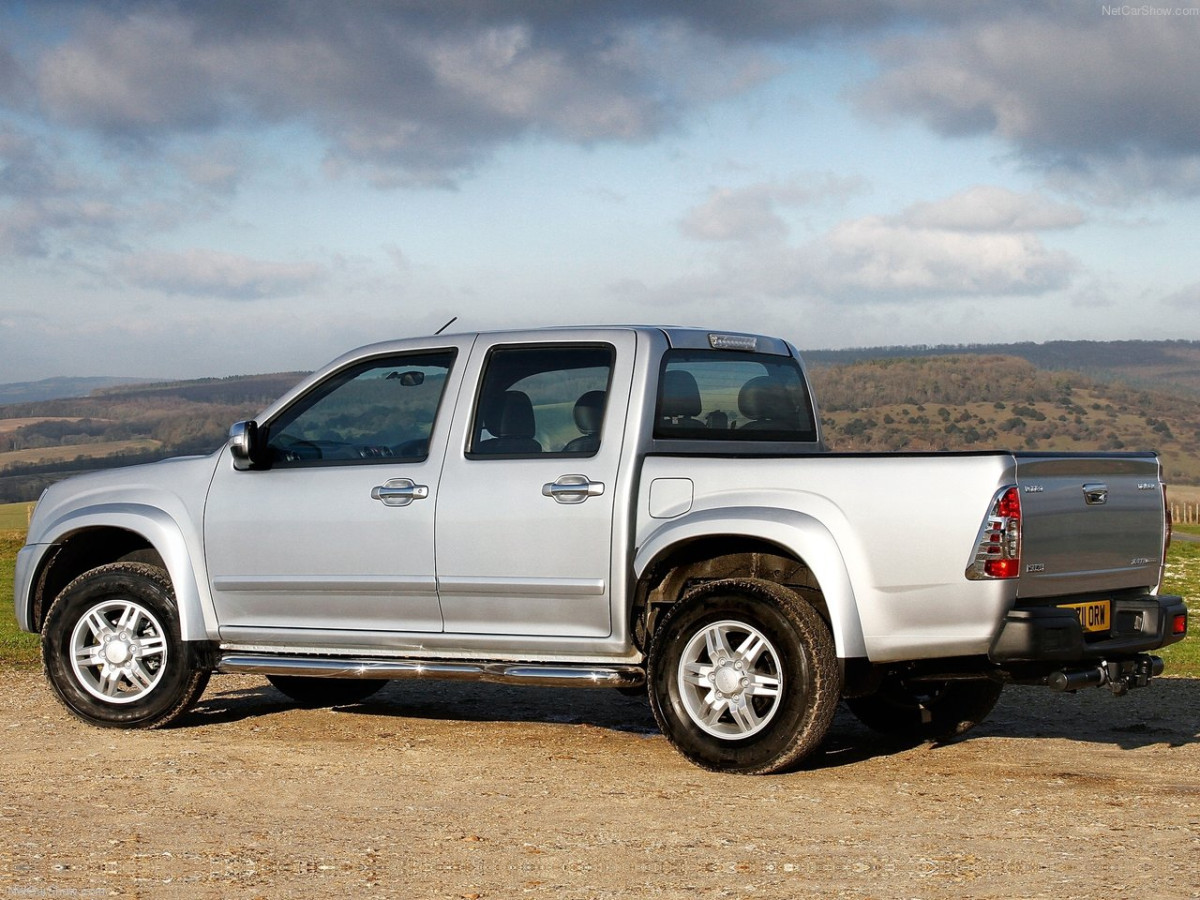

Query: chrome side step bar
[217,653,645,689]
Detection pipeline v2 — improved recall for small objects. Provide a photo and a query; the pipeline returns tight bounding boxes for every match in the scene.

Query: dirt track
[1,669,1197,899]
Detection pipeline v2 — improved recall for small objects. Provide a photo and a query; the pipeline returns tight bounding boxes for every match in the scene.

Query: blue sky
[3,1,1200,381]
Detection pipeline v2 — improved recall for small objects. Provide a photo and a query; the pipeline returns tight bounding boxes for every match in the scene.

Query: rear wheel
[648,579,839,775]
[846,676,1003,742]
[41,563,210,729]
[266,675,387,707]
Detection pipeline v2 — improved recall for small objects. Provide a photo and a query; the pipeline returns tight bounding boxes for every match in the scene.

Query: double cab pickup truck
[14,326,1189,774]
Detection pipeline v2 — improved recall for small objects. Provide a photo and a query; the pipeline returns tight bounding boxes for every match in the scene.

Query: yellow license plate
[1060,600,1111,633]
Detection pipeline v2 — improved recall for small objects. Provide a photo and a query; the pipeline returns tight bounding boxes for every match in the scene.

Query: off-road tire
[648,578,839,775]
[41,563,210,729]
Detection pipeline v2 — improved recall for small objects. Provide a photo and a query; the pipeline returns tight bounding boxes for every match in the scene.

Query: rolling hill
[1,339,1199,503]
[807,355,1200,484]
[0,372,306,502]
[803,339,1200,399]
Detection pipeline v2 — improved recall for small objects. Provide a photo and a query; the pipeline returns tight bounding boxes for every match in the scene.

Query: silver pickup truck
[13,326,1189,774]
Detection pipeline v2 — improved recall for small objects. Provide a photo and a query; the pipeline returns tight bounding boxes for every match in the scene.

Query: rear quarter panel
[635,452,1017,662]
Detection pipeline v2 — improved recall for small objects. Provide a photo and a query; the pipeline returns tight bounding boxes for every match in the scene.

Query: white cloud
[679,175,866,243]
[902,186,1085,232]
[856,9,1200,196]
[670,186,1083,305]
[174,142,251,196]
[21,5,698,185]
[37,13,227,134]
[119,249,326,300]
[17,3,926,188]
[1164,283,1200,309]
[809,215,1076,300]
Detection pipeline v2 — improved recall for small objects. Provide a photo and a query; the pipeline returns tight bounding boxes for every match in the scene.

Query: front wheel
[648,579,839,775]
[41,563,210,729]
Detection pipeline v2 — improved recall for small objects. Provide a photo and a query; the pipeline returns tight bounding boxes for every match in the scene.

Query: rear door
[434,330,636,637]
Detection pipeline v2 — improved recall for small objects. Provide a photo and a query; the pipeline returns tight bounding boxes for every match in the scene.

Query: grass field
[0,437,160,469]
[1159,539,1200,675]
[0,501,35,531]
[2,502,1197,676]
[0,527,37,665]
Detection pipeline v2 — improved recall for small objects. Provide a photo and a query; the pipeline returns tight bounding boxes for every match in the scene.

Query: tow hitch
[1047,655,1164,695]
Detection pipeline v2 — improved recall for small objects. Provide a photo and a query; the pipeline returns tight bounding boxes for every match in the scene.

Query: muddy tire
[41,563,210,729]
[648,579,839,775]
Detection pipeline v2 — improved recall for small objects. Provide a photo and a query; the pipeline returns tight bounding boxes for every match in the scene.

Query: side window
[266,350,456,466]
[655,350,817,442]
[468,345,614,457]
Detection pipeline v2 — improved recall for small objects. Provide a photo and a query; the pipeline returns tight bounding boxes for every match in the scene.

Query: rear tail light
[1173,613,1187,636]
[1163,483,1172,555]
[966,486,1022,580]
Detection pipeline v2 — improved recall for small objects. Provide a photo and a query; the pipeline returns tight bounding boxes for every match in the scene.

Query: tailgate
[1014,453,1166,599]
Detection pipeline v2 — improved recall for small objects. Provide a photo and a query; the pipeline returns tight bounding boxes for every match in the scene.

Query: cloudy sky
[3,1,1200,382]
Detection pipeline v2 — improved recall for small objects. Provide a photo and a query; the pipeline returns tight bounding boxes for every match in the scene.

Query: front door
[434,331,636,637]
[204,347,463,638]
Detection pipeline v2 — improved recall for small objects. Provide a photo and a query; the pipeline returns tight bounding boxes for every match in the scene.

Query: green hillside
[2,341,1200,505]
[0,372,306,502]
[803,339,1200,400]
[809,355,1200,484]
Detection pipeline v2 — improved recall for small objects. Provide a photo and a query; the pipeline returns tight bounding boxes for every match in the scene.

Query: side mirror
[229,420,264,470]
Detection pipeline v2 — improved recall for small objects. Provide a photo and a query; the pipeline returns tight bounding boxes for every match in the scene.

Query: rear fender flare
[634,506,866,659]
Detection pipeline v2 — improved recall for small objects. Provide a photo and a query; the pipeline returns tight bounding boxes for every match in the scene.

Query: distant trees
[812,356,1055,411]
[809,354,1200,483]
[0,372,308,501]
[4,358,1199,498]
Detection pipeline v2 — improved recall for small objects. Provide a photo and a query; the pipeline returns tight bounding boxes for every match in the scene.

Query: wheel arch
[633,507,866,660]
[21,505,211,641]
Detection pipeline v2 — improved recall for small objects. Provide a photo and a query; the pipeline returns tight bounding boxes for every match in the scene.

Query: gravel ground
[1,669,1197,900]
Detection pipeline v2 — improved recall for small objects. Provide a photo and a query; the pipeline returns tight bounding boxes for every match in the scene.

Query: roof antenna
[434,316,458,335]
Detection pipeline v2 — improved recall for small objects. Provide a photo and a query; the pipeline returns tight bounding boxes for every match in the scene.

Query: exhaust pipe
[1047,667,1106,692]
[1047,655,1164,694]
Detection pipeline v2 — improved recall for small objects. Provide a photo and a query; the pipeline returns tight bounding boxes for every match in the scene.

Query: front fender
[634,506,866,659]
[25,503,214,642]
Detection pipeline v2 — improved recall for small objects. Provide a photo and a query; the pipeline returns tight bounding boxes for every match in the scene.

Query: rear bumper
[989,594,1187,664]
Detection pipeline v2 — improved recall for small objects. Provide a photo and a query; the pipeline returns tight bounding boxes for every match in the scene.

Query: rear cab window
[654,349,818,444]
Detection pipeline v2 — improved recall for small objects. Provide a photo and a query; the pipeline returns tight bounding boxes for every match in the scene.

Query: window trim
[262,348,458,469]
[465,342,617,461]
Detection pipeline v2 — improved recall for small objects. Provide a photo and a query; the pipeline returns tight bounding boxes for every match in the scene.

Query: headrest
[484,390,536,438]
[573,391,606,434]
[661,370,702,418]
[738,376,795,422]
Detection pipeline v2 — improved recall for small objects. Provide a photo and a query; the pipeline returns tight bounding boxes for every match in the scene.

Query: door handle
[542,474,605,505]
[371,478,429,507]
